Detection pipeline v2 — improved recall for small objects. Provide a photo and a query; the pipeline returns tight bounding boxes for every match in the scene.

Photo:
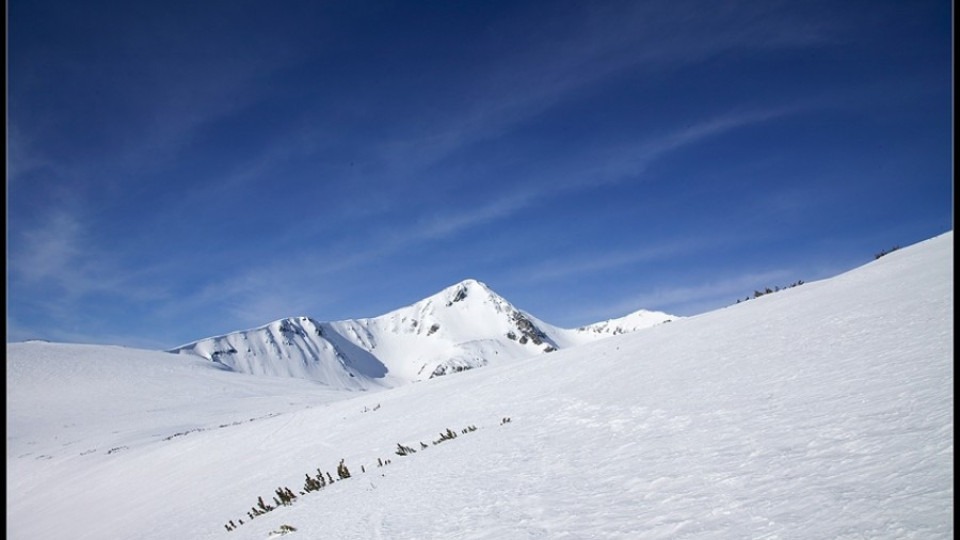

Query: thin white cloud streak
[630,109,790,167]
[481,105,806,221]
[10,208,168,304]
[509,237,735,284]
[576,269,796,321]
[152,262,322,339]
[519,246,696,284]
[480,104,808,235]
[10,31,309,200]
[163,103,800,331]
[566,104,813,191]
[6,123,66,187]
[163,192,540,329]
[13,210,83,284]
[372,1,837,178]
[37,2,833,337]
[219,27,830,243]
[11,101,802,344]
[404,193,536,242]
[5,313,170,350]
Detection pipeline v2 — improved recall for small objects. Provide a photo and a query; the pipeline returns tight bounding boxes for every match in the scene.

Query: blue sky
[7,0,953,349]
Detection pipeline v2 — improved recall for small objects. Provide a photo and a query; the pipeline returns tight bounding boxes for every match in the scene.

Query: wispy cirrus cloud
[575,269,799,322]
[7,204,182,346]
[6,123,66,187]
[6,98,808,348]
[565,103,814,191]
[402,193,537,242]
[345,18,829,250]
[164,103,803,331]
[5,313,171,350]
[371,1,836,177]
[13,210,83,285]
[160,192,539,327]
[10,207,168,306]
[508,238,722,284]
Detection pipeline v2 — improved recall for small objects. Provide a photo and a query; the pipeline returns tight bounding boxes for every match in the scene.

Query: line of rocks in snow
[223,417,512,532]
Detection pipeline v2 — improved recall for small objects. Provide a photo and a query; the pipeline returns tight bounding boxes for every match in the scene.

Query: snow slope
[6,231,953,539]
[170,278,676,386]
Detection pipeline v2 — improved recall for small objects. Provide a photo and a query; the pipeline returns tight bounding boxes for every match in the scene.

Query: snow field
[6,231,952,539]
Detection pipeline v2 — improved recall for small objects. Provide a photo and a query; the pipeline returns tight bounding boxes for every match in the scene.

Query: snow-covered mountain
[7,231,952,540]
[576,308,677,336]
[169,278,676,387]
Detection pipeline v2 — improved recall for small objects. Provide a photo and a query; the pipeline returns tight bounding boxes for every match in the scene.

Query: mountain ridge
[169,278,677,387]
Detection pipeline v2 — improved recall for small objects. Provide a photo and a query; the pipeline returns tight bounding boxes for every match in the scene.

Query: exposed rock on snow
[170,278,677,387]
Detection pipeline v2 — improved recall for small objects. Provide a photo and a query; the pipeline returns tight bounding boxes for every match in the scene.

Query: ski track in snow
[6,231,953,540]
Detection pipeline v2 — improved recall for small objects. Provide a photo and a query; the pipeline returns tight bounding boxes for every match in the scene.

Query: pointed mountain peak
[435,278,506,307]
[446,278,489,292]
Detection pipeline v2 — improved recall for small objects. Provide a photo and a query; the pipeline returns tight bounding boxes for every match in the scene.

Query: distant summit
[170,278,677,387]
[578,309,676,337]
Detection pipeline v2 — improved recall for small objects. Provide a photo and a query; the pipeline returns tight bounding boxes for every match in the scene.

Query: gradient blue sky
[8,0,953,349]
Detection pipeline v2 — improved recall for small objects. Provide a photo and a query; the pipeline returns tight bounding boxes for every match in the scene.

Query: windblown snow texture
[6,232,952,540]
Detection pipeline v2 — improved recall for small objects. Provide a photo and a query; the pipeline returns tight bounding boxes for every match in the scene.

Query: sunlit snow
[168,278,676,387]
[6,232,953,539]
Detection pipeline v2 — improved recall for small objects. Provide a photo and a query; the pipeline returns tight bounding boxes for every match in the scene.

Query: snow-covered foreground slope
[169,279,676,387]
[7,232,953,539]
[6,343,356,461]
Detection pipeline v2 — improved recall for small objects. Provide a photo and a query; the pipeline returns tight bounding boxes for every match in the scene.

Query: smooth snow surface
[6,232,953,539]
